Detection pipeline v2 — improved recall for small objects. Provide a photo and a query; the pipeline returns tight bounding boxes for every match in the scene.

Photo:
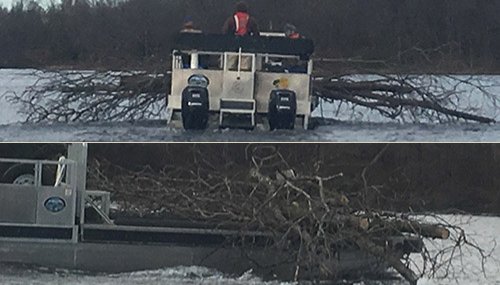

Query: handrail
[0,157,76,187]
[54,156,67,187]
[0,158,76,166]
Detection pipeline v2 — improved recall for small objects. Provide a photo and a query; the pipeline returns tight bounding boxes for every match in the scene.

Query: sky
[0,0,59,8]
[0,0,15,7]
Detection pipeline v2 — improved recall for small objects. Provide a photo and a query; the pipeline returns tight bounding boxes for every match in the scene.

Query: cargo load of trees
[5,70,496,124]
[86,144,490,284]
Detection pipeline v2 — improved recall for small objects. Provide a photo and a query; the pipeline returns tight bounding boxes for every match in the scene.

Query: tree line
[1,0,500,72]
[88,143,500,214]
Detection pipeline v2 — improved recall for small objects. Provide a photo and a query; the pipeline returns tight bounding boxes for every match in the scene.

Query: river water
[0,215,498,285]
[1,68,500,142]
[1,68,500,282]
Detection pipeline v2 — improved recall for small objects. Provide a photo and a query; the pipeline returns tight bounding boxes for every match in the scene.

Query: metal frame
[219,98,256,127]
[169,46,315,130]
[172,50,224,71]
[0,157,79,243]
[84,190,113,225]
[0,158,75,187]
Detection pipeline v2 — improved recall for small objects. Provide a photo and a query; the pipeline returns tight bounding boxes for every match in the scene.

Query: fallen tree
[3,70,168,123]
[86,145,489,284]
[315,74,496,123]
[2,69,497,124]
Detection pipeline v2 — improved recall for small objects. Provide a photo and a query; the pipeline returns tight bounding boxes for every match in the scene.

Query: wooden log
[391,220,450,239]
[318,215,370,231]
[355,235,419,285]
[365,217,450,239]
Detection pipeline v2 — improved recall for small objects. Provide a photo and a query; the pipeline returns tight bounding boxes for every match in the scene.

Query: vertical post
[307,59,313,75]
[223,53,228,71]
[190,52,199,69]
[237,48,242,80]
[67,143,88,228]
[34,161,42,187]
[172,50,179,69]
[252,54,256,73]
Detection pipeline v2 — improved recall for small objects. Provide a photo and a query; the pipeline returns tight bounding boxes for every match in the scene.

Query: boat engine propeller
[181,74,210,130]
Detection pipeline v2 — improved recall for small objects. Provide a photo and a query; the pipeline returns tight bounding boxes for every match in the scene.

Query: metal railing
[0,157,76,187]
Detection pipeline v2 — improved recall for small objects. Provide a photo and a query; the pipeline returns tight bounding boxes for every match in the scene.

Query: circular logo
[44,197,66,213]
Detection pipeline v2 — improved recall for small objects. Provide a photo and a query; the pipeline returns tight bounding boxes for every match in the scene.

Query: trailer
[168,33,317,130]
[0,144,422,281]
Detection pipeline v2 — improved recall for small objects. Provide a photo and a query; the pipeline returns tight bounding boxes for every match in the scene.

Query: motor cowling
[268,89,297,130]
[181,86,209,130]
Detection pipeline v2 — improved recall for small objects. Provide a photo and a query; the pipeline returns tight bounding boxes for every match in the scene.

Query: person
[284,23,302,39]
[223,2,259,71]
[179,17,203,68]
[222,1,259,36]
[180,17,202,34]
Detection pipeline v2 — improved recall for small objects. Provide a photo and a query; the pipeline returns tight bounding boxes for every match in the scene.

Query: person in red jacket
[222,2,259,70]
[284,23,302,39]
[222,1,259,36]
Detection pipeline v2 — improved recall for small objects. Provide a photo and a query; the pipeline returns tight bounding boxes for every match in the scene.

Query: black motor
[181,86,209,130]
[181,75,210,130]
[268,89,297,130]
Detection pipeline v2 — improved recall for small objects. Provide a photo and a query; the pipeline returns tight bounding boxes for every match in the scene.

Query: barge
[0,144,422,280]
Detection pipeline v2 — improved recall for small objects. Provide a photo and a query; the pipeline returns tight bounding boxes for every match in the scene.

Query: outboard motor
[181,74,210,130]
[268,89,297,130]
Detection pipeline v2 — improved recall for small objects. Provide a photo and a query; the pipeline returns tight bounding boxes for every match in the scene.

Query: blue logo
[44,197,66,213]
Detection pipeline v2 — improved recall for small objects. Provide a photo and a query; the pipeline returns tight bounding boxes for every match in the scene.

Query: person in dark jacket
[284,23,302,39]
[222,1,259,36]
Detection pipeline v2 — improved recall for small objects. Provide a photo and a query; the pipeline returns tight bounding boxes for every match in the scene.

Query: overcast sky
[0,0,15,8]
[1,0,57,8]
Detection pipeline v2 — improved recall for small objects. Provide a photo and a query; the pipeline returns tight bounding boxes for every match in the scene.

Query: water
[0,265,291,285]
[0,120,498,142]
[0,215,498,285]
[1,69,500,142]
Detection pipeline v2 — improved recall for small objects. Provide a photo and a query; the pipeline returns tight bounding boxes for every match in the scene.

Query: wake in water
[0,264,292,285]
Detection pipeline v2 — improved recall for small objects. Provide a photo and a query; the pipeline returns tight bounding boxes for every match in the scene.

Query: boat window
[227,55,253,72]
[176,52,223,70]
[262,56,308,74]
[201,54,224,70]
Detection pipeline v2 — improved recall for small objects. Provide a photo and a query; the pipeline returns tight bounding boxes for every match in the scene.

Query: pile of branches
[87,145,488,284]
[4,70,168,123]
[314,74,496,124]
[3,69,496,124]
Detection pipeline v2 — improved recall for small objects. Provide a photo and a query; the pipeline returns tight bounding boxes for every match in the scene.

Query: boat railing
[0,157,77,187]
[0,157,79,243]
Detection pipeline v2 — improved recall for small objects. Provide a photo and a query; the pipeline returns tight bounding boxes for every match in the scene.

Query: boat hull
[0,238,393,280]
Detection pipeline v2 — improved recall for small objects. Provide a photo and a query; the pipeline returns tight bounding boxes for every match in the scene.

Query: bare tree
[4,69,495,124]
[86,145,492,284]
